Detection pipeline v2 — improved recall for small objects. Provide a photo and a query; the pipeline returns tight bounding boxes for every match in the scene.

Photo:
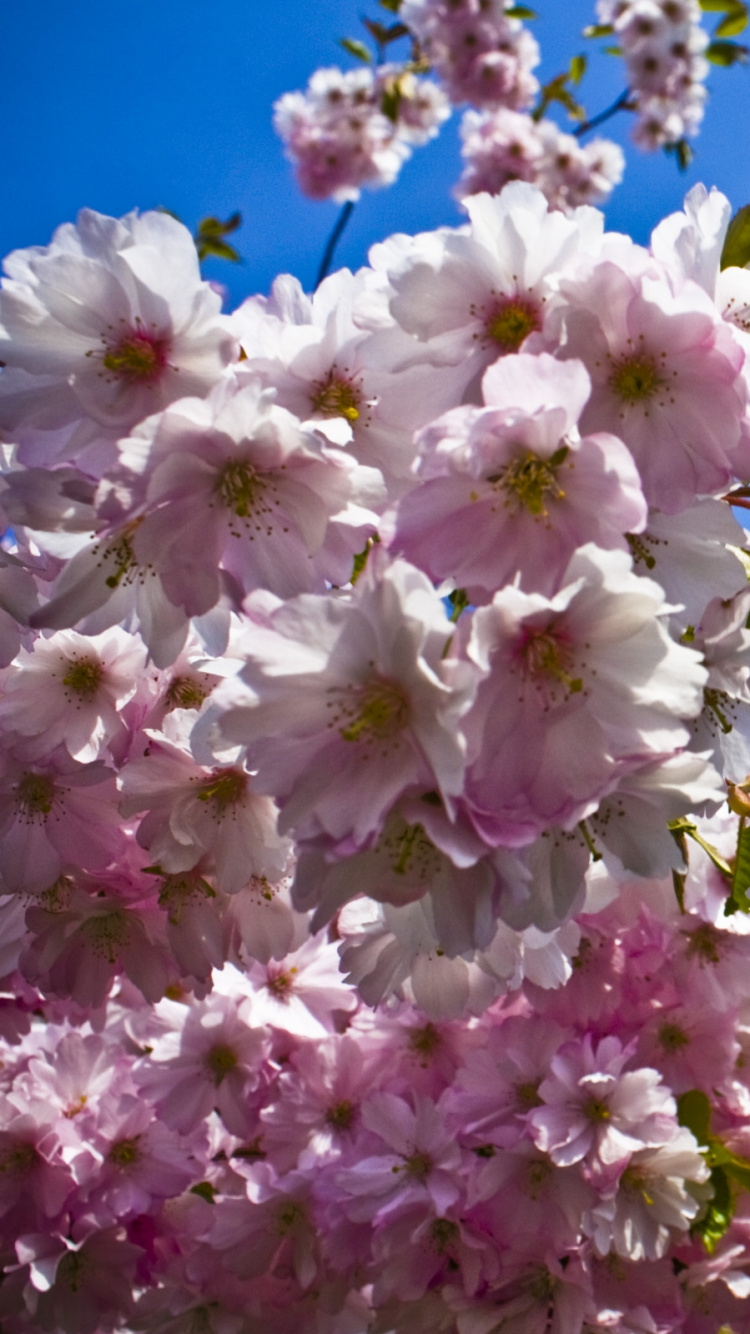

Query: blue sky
[3,0,750,309]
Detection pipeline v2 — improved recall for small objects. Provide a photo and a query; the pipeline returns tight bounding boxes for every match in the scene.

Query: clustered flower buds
[456,105,625,208]
[273,64,450,202]
[598,0,710,148]
[1,178,750,1330]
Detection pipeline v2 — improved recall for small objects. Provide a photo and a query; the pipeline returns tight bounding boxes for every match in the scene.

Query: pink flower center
[487,446,569,517]
[481,296,542,353]
[15,772,56,821]
[658,1021,689,1052]
[0,1141,38,1176]
[429,1218,459,1253]
[196,768,248,812]
[609,352,665,405]
[267,966,298,1000]
[310,368,363,422]
[102,329,169,383]
[518,627,583,698]
[61,655,103,701]
[401,1150,432,1179]
[205,1043,239,1085]
[165,675,211,711]
[382,819,441,879]
[81,911,130,963]
[585,1096,611,1121]
[109,1136,141,1167]
[277,1201,305,1235]
[326,1099,356,1131]
[337,680,410,744]
[409,1022,443,1062]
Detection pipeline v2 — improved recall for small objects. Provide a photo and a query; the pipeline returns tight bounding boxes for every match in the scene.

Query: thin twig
[316,201,355,288]
[574,89,632,138]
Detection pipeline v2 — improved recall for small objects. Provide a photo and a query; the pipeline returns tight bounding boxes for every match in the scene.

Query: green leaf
[505,4,537,16]
[716,10,749,37]
[582,22,615,36]
[677,1089,712,1145]
[381,85,401,121]
[196,212,241,237]
[569,53,587,83]
[672,868,687,913]
[449,589,469,623]
[721,203,750,269]
[726,818,750,914]
[379,0,403,10]
[339,37,372,63]
[190,1181,216,1203]
[706,38,750,63]
[667,818,732,878]
[603,45,623,55]
[700,0,745,10]
[674,138,693,171]
[351,535,379,585]
[194,213,242,263]
[693,1166,735,1251]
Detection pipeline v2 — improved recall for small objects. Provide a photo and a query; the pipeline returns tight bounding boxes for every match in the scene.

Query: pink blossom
[201,553,477,849]
[336,1092,462,1222]
[119,713,291,895]
[387,352,646,598]
[461,543,706,844]
[111,375,383,609]
[0,626,145,762]
[559,257,749,512]
[0,208,238,471]
[529,1035,679,1171]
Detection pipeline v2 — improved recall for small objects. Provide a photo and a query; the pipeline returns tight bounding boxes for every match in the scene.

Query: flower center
[97,523,141,592]
[267,966,297,1000]
[57,1251,89,1293]
[15,772,56,820]
[215,461,267,519]
[488,447,568,517]
[0,1141,38,1175]
[429,1218,459,1253]
[62,656,103,701]
[403,1150,432,1178]
[277,1201,305,1235]
[310,369,362,423]
[526,1158,554,1198]
[519,627,583,696]
[409,1022,443,1061]
[196,768,248,811]
[326,1099,356,1131]
[80,911,130,963]
[338,680,410,744]
[205,1043,239,1085]
[382,820,441,879]
[585,1096,611,1121]
[482,297,542,353]
[164,675,210,711]
[101,330,169,383]
[685,923,722,965]
[609,353,664,404]
[109,1136,141,1168]
[515,1079,543,1111]
[658,1021,689,1052]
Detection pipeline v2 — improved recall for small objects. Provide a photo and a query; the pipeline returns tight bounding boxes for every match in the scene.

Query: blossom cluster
[273,63,450,202]
[273,0,718,216]
[400,0,541,110]
[597,0,710,150]
[456,106,625,208]
[1,179,750,1327]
